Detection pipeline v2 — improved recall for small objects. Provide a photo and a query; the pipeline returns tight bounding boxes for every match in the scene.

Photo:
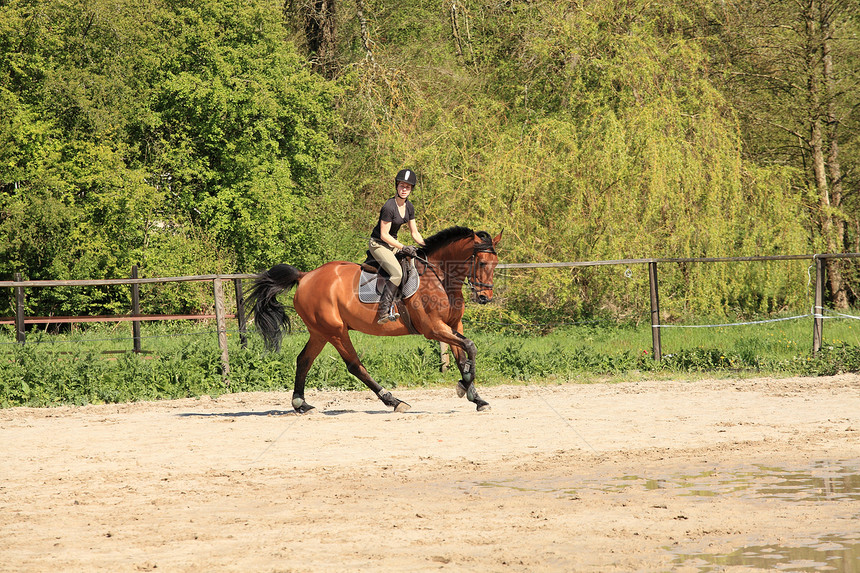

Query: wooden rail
[3,253,858,378]
[1,268,256,386]
[0,273,257,287]
[0,313,231,324]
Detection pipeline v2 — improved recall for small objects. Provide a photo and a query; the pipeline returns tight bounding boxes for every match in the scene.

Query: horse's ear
[493,231,503,246]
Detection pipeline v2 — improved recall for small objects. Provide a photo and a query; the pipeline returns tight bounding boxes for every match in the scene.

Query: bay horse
[246,226,501,413]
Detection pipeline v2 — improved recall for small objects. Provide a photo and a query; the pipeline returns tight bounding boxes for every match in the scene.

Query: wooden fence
[0,267,256,383]
[499,252,860,358]
[2,253,859,380]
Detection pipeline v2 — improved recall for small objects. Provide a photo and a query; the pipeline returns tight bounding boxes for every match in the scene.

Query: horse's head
[470,231,502,304]
[421,226,503,303]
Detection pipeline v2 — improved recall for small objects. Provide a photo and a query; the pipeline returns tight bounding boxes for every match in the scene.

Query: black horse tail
[245,264,304,351]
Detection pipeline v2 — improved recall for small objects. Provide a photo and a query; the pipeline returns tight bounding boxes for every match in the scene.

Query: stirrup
[377,304,399,324]
[389,303,400,321]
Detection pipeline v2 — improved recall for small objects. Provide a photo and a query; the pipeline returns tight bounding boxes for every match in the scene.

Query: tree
[0,0,343,316]
[696,0,860,307]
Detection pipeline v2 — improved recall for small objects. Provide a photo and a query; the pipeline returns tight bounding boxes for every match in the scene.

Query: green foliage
[0,0,851,328]
[139,0,343,268]
[1,0,342,316]
[797,343,860,376]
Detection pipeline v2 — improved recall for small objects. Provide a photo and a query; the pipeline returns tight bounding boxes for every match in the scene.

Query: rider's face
[396,181,413,198]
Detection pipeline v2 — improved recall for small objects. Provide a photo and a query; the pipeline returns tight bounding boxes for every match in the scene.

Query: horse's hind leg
[292,335,327,413]
[328,330,411,413]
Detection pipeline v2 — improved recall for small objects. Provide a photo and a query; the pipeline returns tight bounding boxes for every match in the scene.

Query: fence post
[812,255,824,354]
[131,265,142,353]
[14,272,25,344]
[440,341,450,372]
[213,278,230,385]
[649,261,662,361]
[233,278,247,349]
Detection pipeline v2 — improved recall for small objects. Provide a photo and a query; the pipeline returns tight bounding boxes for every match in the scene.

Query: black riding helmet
[395,169,417,189]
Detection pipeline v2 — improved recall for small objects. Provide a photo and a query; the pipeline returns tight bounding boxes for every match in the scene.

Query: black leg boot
[376,281,400,324]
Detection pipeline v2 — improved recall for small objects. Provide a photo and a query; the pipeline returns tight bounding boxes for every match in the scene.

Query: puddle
[670,534,860,572]
[609,462,860,502]
[470,460,860,572]
[472,459,860,502]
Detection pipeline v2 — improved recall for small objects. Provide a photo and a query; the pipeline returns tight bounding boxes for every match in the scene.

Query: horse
[245,226,502,413]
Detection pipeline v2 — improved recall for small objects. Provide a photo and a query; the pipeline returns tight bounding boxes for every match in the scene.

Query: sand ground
[2,375,859,572]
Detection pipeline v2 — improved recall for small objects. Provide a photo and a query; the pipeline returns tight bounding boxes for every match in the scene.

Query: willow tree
[324,0,815,320]
[435,0,811,319]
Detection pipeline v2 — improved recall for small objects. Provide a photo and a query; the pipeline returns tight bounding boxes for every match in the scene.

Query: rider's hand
[400,245,418,257]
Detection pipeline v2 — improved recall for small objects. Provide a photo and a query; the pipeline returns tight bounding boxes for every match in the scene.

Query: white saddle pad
[358,260,420,303]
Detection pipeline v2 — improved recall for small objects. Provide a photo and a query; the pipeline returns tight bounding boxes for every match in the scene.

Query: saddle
[358,253,420,304]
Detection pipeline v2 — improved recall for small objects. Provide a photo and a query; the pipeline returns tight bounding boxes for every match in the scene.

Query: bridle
[465,244,496,296]
[412,239,496,296]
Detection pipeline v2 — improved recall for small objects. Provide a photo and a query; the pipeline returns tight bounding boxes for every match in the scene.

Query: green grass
[2,312,860,408]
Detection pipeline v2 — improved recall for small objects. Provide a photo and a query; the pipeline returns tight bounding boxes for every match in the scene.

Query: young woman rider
[368,168,426,323]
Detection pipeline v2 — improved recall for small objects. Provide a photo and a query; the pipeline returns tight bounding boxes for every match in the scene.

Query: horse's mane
[421,226,494,256]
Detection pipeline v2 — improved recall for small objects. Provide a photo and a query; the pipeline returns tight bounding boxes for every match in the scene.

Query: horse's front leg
[446,332,490,412]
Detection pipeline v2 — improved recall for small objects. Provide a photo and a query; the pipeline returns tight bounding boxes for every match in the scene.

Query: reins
[413,254,444,284]
[410,241,496,297]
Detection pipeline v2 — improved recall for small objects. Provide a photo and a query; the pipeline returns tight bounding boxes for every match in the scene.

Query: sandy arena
[2,375,859,572]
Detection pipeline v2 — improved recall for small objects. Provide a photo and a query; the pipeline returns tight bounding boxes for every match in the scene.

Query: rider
[369,168,426,324]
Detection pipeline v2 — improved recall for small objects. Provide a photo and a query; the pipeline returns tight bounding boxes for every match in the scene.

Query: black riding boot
[376,281,401,324]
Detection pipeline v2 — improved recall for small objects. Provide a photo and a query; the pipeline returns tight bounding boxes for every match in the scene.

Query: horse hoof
[292,397,316,414]
[394,401,411,413]
[476,404,491,412]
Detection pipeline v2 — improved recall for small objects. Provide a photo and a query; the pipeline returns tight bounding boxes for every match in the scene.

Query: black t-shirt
[370,197,415,241]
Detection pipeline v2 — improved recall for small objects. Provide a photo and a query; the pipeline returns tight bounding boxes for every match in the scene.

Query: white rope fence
[653,314,812,329]
[650,255,858,334]
[826,310,860,321]
[653,310,860,330]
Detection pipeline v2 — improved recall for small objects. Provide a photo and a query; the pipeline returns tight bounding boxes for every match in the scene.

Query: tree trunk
[821,0,849,308]
[284,0,338,77]
[310,0,338,77]
[806,3,829,234]
[804,0,847,308]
